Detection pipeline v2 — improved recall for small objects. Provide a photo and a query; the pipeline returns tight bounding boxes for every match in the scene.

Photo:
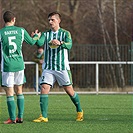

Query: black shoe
[16,118,23,123]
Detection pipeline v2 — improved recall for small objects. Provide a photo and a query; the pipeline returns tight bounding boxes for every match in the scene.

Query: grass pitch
[0,94,132,133]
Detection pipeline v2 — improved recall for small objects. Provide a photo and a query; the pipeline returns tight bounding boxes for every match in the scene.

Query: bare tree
[96,0,118,89]
[113,0,125,87]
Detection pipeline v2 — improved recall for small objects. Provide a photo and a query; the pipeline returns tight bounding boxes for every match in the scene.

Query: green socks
[39,93,81,118]
[17,94,24,118]
[70,92,82,112]
[7,96,16,121]
[7,94,24,120]
[40,94,48,118]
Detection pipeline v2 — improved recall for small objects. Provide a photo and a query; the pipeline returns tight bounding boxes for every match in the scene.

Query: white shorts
[40,69,73,87]
[2,70,25,87]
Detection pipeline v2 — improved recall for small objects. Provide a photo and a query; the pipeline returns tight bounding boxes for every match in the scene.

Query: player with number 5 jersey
[0,20,39,72]
[0,10,41,124]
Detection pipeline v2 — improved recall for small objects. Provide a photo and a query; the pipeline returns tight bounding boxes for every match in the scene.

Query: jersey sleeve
[61,31,72,50]
[23,28,39,45]
[36,32,46,47]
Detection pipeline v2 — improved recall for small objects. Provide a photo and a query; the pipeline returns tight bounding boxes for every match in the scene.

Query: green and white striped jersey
[0,26,39,72]
[37,28,72,71]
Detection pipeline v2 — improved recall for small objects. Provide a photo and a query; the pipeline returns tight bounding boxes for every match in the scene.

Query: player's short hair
[48,11,61,20]
[3,11,15,23]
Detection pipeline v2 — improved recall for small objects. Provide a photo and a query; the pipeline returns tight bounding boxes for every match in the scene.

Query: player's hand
[34,29,39,34]
[36,32,41,38]
[31,32,35,37]
[51,39,61,46]
[31,29,41,38]
[31,29,37,37]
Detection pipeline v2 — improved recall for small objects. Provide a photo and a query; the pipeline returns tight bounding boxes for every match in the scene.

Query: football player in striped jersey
[33,12,83,122]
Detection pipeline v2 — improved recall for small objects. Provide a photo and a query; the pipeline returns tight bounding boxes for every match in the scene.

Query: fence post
[131,42,133,86]
[36,63,39,95]
[96,63,99,94]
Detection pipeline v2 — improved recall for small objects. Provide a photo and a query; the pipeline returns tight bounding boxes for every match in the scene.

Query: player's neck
[51,26,60,32]
[5,22,15,26]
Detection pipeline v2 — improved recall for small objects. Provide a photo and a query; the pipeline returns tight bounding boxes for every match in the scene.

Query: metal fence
[0,44,132,94]
[69,44,132,90]
[24,44,132,92]
[70,61,133,93]
[70,44,131,61]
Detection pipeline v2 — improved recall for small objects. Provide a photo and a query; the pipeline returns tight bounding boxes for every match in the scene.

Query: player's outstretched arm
[31,30,45,47]
[24,29,40,45]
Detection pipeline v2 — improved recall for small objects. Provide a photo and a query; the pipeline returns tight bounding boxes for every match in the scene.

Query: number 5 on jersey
[8,36,17,53]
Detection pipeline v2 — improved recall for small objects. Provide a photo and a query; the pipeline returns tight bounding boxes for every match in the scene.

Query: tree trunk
[0,0,4,28]
[113,0,125,88]
[96,0,118,89]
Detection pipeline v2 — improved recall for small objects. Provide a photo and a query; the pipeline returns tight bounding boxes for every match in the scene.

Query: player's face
[48,15,60,30]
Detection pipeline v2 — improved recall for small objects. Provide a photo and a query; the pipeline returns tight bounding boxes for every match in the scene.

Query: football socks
[70,92,82,112]
[7,96,16,121]
[17,94,24,119]
[40,94,48,118]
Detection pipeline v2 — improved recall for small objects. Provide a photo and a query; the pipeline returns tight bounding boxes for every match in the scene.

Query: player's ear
[58,18,61,23]
[11,17,16,23]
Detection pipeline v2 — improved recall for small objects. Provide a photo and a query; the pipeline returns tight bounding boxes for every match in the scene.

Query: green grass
[0,94,132,133]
